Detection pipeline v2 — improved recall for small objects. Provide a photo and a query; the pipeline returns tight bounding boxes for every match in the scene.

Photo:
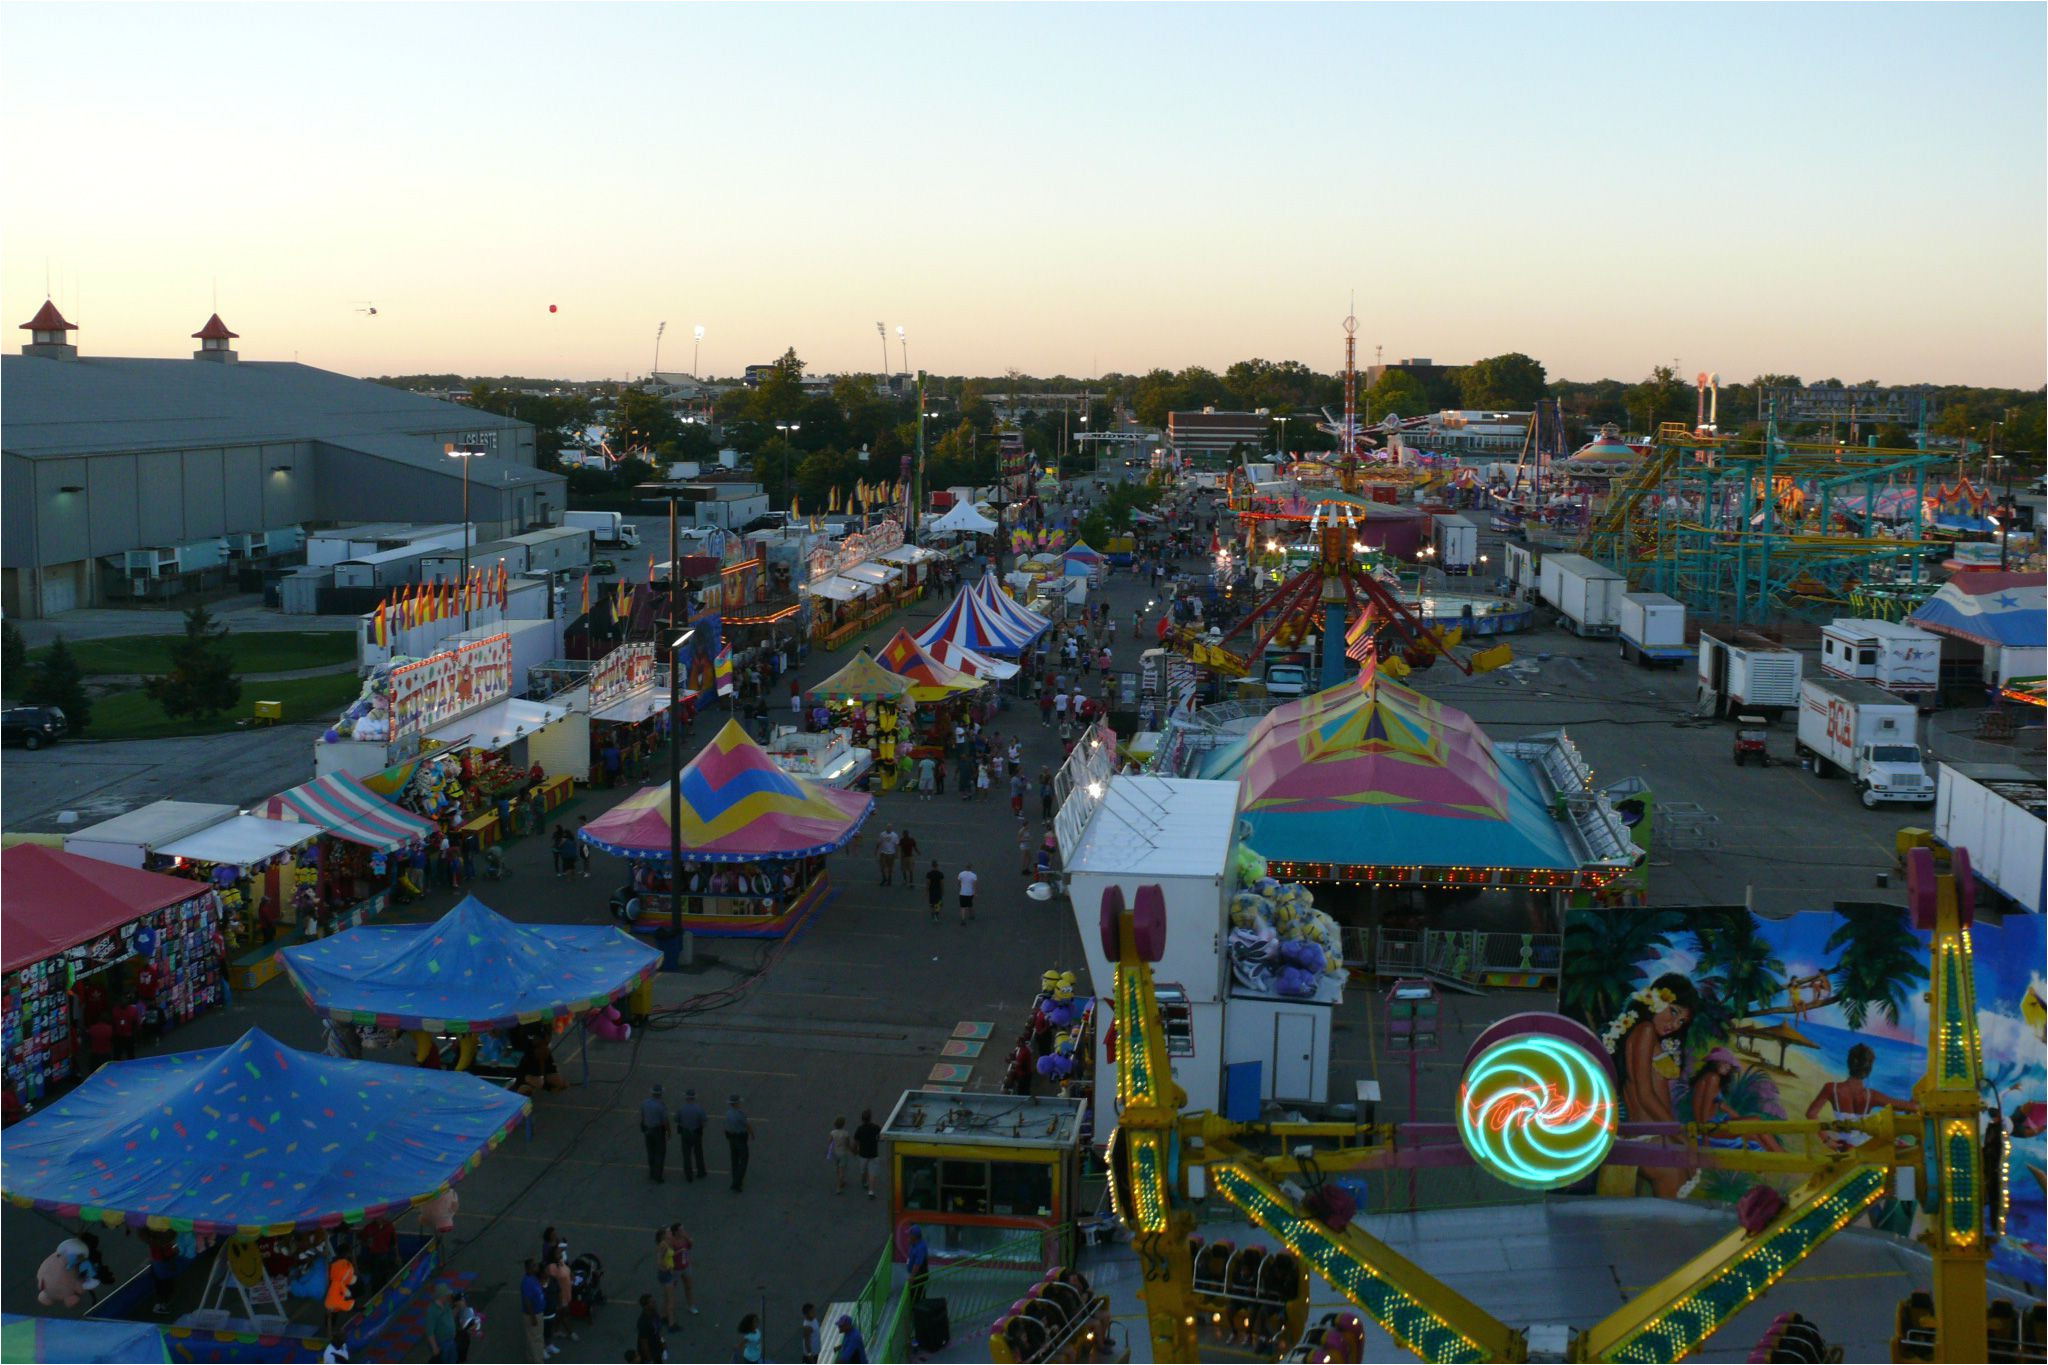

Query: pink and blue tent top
[1908,571,2046,649]
[0,1316,167,1364]
[278,896,660,1032]
[264,771,435,852]
[1200,674,1577,871]
[579,720,873,864]
[0,1029,528,1236]
[916,581,1046,659]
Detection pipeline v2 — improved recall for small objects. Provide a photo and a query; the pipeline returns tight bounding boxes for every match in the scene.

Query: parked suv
[3,705,68,750]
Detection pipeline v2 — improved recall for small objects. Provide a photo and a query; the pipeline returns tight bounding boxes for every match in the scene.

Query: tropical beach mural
[1562,905,2047,1291]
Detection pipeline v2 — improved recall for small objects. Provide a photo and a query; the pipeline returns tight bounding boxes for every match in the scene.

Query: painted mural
[1561,905,2046,1290]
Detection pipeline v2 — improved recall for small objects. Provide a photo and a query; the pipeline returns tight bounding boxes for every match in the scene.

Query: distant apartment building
[1363,356,1457,392]
[1166,408,1270,460]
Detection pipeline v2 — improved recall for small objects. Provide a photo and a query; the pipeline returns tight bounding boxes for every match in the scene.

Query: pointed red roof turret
[191,313,239,341]
[20,300,75,333]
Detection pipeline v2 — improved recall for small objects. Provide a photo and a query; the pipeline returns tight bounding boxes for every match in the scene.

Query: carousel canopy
[2,846,209,974]
[265,772,436,853]
[278,895,660,1032]
[878,628,986,699]
[1204,674,1578,873]
[578,720,873,864]
[812,650,913,703]
[0,1028,529,1235]
[1909,571,2046,649]
[916,583,1042,660]
[928,501,997,535]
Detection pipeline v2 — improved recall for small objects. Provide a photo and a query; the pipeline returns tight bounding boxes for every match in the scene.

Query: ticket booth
[882,1090,1087,1268]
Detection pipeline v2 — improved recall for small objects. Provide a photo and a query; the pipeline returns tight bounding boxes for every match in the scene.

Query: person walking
[1038,766,1056,822]
[640,1084,670,1183]
[725,1094,755,1192]
[916,754,936,801]
[853,1108,883,1199]
[635,1293,666,1364]
[1018,821,1036,875]
[1006,739,1022,778]
[575,816,592,879]
[1008,771,1026,818]
[735,1314,765,1364]
[519,1260,548,1363]
[550,826,571,879]
[674,1088,707,1182]
[450,1290,479,1364]
[1053,689,1069,726]
[875,825,898,885]
[666,1222,698,1317]
[801,1303,822,1364]
[896,829,917,886]
[976,759,993,801]
[1038,685,1054,727]
[957,863,978,925]
[426,1284,460,1363]
[655,1228,680,1329]
[827,1115,853,1194]
[925,859,944,922]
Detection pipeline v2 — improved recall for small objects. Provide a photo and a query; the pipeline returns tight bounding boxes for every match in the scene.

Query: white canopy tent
[425,697,571,753]
[806,575,873,602]
[155,814,319,866]
[928,501,998,535]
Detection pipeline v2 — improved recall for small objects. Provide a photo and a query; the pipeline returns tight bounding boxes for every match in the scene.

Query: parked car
[3,705,68,750]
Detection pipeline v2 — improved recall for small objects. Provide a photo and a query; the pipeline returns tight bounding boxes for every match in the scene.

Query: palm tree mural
[1691,912,1787,1020]
[1560,909,1684,1031]
[1826,907,1929,1030]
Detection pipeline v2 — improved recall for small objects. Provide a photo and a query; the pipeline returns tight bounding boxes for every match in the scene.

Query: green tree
[1825,907,1929,1030]
[144,604,242,721]
[24,635,91,734]
[1625,366,1693,433]
[1457,352,1548,408]
[1365,370,1431,423]
[748,348,808,424]
[608,385,683,453]
[1,620,25,698]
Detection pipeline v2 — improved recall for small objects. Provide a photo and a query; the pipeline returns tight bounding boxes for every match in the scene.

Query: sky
[4,3,2043,387]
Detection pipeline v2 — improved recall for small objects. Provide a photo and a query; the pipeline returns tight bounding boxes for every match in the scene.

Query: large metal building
[1,304,565,617]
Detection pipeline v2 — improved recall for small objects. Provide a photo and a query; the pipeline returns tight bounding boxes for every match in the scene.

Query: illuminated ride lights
[1456,1015,1619,1192]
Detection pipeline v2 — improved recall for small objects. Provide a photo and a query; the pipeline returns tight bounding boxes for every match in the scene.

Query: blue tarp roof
[279,896,660,1031]
[0,1029,529,1235]
[1,1316,168,1364]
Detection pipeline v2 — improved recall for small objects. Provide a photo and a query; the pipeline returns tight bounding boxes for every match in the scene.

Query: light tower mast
[1342,307,1359,459]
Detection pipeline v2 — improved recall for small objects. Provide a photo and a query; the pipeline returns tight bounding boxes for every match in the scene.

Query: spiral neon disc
[1457,1029,1618,1190]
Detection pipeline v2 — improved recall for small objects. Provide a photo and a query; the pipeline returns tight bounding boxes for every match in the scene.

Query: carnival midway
[4,346,2045,1365]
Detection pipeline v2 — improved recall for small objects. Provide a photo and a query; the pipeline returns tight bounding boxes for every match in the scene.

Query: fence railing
[849,1224,1073,1363]
[1363,928,1560,986]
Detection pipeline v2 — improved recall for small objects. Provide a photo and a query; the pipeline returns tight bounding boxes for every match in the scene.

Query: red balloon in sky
[549,304,558,313]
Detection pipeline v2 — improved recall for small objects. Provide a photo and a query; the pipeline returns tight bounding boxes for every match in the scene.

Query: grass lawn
[84,671,365,741]
[29,630,356,677]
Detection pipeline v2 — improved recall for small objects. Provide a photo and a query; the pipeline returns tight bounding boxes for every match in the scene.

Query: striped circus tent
[970,572,1054,643]
[265,772,435,852]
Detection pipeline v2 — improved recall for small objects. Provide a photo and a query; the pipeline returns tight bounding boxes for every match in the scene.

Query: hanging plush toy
[588,1006,632,1041]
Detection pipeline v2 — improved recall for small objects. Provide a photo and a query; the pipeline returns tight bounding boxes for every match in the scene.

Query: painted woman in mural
[1604,971,1700,1197]
[1805,1043,1918,1151]
[1688,1049,1785,1153]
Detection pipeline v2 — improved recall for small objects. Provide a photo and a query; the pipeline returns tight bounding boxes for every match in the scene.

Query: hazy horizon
[4,3,2042,388]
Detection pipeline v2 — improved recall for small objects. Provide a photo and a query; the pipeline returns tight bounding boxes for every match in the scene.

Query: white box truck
[1819,619,1941,701]
[1433,514,1479,574]
[1933,764,2045,914]
[1538,553,1625,636]
[1618,592,1690,666]
[562,510,640,549]
[1697,630,1803,720]
[1795,677,1934,806]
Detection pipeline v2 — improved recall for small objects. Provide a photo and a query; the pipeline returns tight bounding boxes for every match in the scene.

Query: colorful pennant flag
[580,571,591,618]
[713,642,734,697]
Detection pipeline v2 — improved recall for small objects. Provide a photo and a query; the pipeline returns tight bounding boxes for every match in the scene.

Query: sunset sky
[4,3,2042,386]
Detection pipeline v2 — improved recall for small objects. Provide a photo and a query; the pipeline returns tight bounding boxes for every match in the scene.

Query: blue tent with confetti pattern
[0,1029,528,1235]
[277,895,660,1032]
[0,1315,168,1363]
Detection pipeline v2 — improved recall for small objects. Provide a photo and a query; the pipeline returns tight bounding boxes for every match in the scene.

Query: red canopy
[2,845,209,973]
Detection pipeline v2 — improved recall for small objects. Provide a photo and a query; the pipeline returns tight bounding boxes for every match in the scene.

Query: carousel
[578,721,874,939]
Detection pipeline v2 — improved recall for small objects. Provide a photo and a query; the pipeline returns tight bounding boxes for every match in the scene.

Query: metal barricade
[1374,928,1423,977]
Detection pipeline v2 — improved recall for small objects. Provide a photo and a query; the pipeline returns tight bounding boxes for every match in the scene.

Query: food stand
[579,720,873,939]
[2,846,226,1112]
[260,773,439,983]
[876,628,992,783]
[880,1089,1087,1268]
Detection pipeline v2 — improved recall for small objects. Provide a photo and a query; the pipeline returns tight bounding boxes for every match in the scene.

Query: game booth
[805,650,910,788]
[876,628,994,788]
[277,894,660,1086]
[0,1029,531,1363]
[2,846,228,1117]
[579,720,874,941]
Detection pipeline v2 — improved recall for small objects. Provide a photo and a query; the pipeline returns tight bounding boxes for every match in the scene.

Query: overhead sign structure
[389,633,513,740]
[807,519,903,583]
[589,642,655,711]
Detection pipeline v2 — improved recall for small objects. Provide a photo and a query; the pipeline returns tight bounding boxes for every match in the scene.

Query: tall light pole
[667,610,695,950]
[1076,410,1088,479]
[1275,416,1290,462]
[445,444,484,628]
[653,321,667,379]
[876,322,889,379]
[896,325,908,379]
[692,325,704,379]
[776,422,801,510]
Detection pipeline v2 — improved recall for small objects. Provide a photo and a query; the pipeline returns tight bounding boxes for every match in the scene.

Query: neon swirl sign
[1457,1029,1618,1191]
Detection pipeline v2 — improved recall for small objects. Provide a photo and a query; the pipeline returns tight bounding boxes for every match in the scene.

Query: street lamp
[896,325,908,378]
[667,625,696,947]
[876,322,889,379]
[445,444,486,628]
[775,422,802,510]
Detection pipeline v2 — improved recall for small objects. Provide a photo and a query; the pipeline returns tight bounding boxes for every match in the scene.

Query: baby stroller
[567,1251,607,1318]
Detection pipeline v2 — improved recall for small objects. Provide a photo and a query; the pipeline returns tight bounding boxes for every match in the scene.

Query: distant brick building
[1166,408,1269,460]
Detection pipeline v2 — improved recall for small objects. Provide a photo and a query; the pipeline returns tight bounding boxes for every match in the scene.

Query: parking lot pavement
[13,595,361,648]
[0,721,332,831]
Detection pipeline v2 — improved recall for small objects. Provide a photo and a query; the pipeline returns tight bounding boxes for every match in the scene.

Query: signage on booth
[590,642,655,710]
[390,633,513,739]
[808,519,903,582]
